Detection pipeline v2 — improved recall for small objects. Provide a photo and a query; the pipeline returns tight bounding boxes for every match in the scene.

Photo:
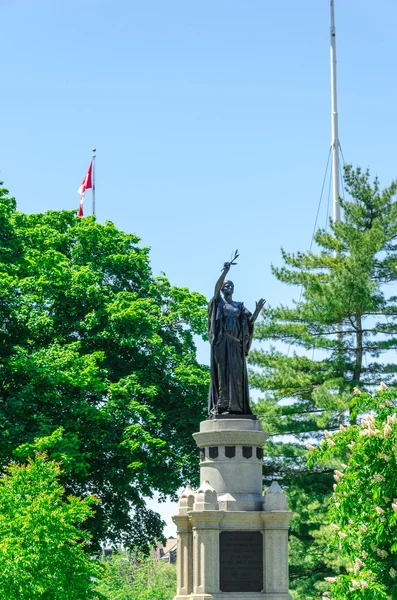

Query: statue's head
[221,280,234,296]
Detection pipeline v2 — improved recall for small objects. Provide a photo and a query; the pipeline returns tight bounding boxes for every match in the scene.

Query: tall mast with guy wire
[330,0,341,226]
[330,0,343,341]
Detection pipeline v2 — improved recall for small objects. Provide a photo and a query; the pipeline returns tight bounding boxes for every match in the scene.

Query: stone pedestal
[172,418,293,600]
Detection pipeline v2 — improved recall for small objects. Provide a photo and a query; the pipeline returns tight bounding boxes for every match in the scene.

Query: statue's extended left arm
[250,298,266,324]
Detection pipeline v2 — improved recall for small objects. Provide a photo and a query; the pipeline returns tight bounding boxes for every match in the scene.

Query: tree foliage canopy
[0,186,209,550]
[309,387,397,599]
[97,551,176,600]
[0,452,102,599]
[252,167,397,424]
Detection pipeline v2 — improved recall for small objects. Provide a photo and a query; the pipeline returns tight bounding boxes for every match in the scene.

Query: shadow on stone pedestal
[172,418,293,600]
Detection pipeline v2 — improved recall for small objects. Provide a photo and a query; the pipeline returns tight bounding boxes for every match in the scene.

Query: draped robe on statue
[208,294,254,415]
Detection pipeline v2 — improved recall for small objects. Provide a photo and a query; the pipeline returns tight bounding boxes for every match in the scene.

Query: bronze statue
[208,252,265,417]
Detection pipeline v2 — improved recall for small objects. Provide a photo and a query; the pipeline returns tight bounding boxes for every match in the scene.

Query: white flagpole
[92,148,96,216]
[330,0,340,225]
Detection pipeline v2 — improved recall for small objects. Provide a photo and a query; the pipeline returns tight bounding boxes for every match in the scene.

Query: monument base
[173,418,293,600]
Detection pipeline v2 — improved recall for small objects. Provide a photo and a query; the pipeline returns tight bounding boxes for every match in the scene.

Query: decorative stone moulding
[199,445,264,461]
[243,445,253,459]
[225,446,236,459]
[194,417,269,449]
[208,446,218,459]
[178,485,195,515]
[263,481,289,512]
[193,480,219,512]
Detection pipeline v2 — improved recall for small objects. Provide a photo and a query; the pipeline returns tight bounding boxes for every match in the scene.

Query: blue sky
[2,0,397,535]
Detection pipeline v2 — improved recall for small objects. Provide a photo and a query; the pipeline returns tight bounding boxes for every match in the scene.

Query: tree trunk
[350,313,363,425]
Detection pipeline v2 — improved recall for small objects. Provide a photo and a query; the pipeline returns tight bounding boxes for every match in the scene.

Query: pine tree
[249,166,397,598]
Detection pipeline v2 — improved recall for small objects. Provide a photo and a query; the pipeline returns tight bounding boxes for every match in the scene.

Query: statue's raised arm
[213,262,231,298]
[250,298,266,324]
[213,251,239,298]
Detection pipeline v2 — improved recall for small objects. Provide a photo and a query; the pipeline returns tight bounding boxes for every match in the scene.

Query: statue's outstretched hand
[222,250,239,272]
[215,251,239,296]
[250,298,266,324]
[256,298,266,311]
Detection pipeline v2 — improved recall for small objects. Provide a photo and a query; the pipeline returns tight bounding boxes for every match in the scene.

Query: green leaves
[0,452,102,599]
[97,551,176,600]
[0,186,209,550]
[250,167,397,597]
[308,388,397,598]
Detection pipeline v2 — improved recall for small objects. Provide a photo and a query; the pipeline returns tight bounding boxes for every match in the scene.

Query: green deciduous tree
[97,551,176,600]
[308,387,397,599]
[0,452,102,599]
[0,186,209,551]
[249,167,397,597]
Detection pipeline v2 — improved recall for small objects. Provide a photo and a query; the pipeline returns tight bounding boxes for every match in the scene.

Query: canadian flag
[77,162,93,217]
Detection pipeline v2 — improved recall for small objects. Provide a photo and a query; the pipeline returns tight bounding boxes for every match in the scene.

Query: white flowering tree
[307,385,397,599]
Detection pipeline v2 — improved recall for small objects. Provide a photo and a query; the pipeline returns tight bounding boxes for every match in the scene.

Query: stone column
[189,481,223,598]
[261,482,293,598]
[193,417,268,512]
[173,486,195,600]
